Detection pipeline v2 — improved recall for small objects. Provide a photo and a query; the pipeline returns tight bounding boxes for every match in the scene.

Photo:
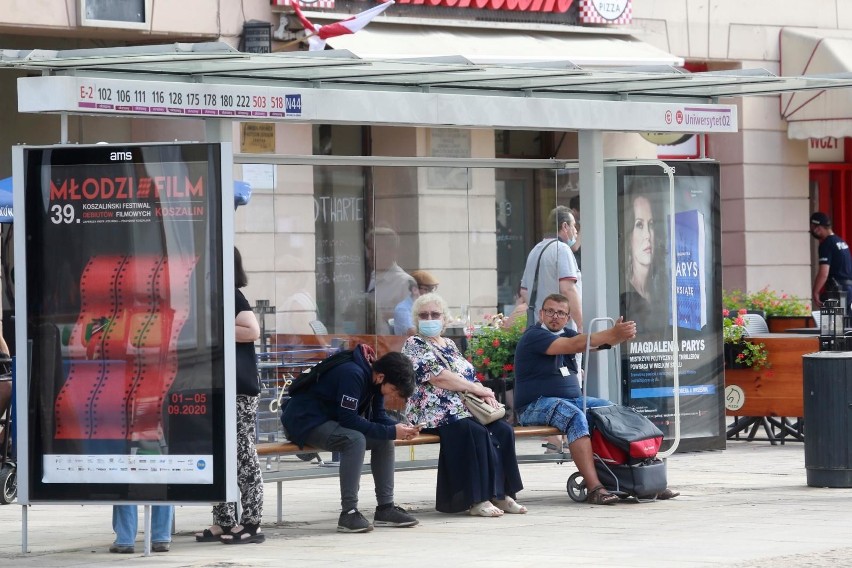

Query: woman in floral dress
[402,293,526,517]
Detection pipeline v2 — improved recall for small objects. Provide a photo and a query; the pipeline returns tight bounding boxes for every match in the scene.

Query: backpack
[286,347,357,396]
[588,404,663,466]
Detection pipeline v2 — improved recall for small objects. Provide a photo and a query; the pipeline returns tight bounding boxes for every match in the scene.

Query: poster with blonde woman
[617,164,724,452]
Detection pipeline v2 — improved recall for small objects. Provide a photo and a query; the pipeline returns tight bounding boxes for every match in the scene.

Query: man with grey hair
[520,205,583,332]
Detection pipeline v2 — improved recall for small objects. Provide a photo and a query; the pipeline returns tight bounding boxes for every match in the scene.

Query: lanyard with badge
[543,323,572,377]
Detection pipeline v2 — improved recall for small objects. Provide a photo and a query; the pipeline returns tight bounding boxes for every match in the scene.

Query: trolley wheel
[566,472,587,502]
[296,453,319,462]
[0,464,16,505]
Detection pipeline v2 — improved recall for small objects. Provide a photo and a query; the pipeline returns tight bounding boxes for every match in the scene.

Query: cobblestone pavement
[1,439,851,567]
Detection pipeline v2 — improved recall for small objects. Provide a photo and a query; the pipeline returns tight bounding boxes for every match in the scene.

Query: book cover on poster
[674,209,706,331]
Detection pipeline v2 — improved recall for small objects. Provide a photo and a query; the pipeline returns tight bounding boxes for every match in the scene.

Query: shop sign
[579,0,631,23]
[241,122,276,153]
[640,132,702,159]
[272,0,336,11]
[725,385,745,412]
[640,132,693,147]
[395,0,576,13]
[808,137,844,163]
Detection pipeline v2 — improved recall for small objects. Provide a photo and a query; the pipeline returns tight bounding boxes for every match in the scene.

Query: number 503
[50,204,76,224]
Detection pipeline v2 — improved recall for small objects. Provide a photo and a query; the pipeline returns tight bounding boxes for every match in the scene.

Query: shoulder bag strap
[422,337,455,371]
[527,238,557,325]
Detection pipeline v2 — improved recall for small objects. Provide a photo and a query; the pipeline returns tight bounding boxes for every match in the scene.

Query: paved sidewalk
[1,439,851,567]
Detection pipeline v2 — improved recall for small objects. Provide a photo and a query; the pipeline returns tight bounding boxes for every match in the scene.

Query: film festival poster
[23,143,228,502]
[617,163,724,450]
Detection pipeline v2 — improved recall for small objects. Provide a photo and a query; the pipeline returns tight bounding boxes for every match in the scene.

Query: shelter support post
[60,113,68,144]
[578,130,611,400]
[22,504,28,553]
[205,118,233,144]
[143,505,151,556]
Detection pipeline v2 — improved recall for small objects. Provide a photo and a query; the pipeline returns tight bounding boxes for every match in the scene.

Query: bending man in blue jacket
[282,346,421,533]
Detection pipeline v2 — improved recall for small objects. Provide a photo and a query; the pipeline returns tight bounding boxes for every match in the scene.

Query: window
[78,0,152,30]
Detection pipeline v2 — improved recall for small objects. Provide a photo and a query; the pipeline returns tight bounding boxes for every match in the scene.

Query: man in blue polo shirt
[810,211,852,311]
[514,293,678,504]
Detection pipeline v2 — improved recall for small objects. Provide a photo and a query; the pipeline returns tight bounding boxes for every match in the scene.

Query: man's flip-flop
[587,484,619,505]
[657,488,680,500]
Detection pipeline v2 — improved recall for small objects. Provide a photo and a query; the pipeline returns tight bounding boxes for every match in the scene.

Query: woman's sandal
[469,501,504,517]
[587,485,619,506]
[220,523,266,545]
[491,496,528,514]
[195,525,233,542]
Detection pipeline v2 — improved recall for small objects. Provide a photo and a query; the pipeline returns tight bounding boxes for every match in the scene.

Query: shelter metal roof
[4,42,852,102]
[5,42,852,133]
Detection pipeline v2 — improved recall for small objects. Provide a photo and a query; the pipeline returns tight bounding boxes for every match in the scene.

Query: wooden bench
[258,425,564,523]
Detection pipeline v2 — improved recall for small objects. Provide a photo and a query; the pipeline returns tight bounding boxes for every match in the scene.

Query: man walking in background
[520,205,583,332]
[810,212,852,312]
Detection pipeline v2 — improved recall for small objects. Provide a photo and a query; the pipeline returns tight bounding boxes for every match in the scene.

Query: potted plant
[723,309,770,370]
[465,313,526,383]
[723,288,811,333]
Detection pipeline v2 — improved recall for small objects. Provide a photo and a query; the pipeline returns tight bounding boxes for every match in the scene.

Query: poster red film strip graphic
[54,254,199,440]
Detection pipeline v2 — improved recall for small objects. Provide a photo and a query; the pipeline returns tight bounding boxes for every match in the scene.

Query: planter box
[767,315,813,333]
[724,343,749,369]
[724,335,818,417]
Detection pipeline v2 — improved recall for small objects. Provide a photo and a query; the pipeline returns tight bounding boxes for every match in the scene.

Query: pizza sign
[579,0,632,24]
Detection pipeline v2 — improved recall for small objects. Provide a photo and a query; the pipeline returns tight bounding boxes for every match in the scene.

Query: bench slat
[256,425,561,456]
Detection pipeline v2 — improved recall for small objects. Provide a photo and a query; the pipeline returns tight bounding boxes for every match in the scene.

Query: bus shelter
[4,42,852,551]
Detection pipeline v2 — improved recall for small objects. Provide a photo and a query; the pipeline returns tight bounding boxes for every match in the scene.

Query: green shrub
[722,287,810,317]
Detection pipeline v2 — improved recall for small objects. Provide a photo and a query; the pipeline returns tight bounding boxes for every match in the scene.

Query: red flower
[492,339,501,347]
[503,363,513,371]
[736,353,745,360]
[475,372,485,382]
[722,309,730,317]
[738,308,748,315]
[482,357,491,365]
[734,317,745,326]
[476,348,484,355]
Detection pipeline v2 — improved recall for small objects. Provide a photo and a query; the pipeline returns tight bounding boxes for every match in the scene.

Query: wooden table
[725,334,818,444]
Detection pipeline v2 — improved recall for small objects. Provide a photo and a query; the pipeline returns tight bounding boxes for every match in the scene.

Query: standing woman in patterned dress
[196,247,265,544]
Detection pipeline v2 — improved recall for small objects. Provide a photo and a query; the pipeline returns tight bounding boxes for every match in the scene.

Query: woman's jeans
[112,505,173,546]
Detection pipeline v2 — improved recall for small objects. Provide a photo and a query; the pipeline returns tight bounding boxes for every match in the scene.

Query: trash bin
[802,352,852,487]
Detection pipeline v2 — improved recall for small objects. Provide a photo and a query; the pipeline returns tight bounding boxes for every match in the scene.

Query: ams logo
[109,151,132,161]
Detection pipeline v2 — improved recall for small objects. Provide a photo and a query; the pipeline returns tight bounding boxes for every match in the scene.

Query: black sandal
[195,525,232,542]
[587,484,619,506]
[220,523,266,545]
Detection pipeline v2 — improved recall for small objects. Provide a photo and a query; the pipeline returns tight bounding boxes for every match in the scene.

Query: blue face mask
[565,236,577,247]
[418,319,443,337]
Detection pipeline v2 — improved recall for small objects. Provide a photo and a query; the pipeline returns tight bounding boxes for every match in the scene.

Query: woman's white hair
[411,293,450,326]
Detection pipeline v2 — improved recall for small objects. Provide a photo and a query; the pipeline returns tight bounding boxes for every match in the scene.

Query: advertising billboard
[617,161,724,451]
[16,143,233,502]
